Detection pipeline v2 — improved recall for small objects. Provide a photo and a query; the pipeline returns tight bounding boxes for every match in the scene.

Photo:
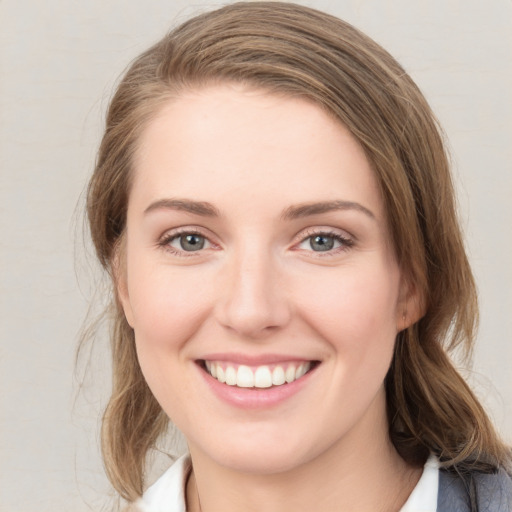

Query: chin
[216,447,310,475]
[190,424,326,476]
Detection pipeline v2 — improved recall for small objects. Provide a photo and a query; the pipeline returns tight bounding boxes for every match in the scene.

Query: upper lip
[198,353,318,365]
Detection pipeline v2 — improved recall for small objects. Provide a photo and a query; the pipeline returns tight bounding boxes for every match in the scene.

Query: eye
[307,234,338,252]
[297,231,353,253]
[159,230,213,255]
[172,233,207,251]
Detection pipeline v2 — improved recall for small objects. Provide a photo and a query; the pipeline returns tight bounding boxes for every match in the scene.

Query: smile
[203,361,315,388]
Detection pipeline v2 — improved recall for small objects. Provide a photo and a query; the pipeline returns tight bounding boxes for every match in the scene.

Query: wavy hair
[85,1,510,501]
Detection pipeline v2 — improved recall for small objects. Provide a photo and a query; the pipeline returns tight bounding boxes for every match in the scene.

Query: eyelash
[157,228,214,257]
[157,227,354,257]
[296,228,354,257]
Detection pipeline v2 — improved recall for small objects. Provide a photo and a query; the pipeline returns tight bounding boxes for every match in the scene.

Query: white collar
[136,454,190,512]
[136,453,439,512]
[400,453,439,512]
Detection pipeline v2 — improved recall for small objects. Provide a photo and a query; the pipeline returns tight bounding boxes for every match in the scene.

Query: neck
[186,395,422,512]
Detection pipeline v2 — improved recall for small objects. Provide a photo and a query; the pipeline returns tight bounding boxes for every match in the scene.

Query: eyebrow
[144,198,220,217]
[143,198,375,221]
[281,200,375,221]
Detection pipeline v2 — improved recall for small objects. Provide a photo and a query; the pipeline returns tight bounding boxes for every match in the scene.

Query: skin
[118,84,422,512]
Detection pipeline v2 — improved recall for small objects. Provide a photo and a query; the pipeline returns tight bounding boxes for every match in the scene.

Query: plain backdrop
[1,1,511,510]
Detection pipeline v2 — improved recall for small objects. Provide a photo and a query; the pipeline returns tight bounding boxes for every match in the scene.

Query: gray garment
[437,468,512,512]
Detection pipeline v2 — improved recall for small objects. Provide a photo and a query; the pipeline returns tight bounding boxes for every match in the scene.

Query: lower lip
[197,363,317,409]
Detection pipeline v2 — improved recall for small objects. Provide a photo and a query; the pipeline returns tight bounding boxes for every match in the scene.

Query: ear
[396,274,424,332]
[112,238,135,328]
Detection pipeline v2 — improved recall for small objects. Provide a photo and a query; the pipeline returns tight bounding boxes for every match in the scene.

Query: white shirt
[136,453,439,512]
[400,454,439,511]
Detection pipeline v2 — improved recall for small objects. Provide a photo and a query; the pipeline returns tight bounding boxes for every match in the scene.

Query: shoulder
[438,467,512,512]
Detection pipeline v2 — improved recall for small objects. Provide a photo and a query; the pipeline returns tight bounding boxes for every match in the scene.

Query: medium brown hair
[86,1,510,501]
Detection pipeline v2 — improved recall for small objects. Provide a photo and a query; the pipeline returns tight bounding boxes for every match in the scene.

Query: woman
[86,2,511,511]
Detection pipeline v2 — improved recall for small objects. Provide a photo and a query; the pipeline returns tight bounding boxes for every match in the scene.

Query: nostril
[214,266,291,337]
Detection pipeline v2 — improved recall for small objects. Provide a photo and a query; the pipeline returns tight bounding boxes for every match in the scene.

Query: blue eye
[165,232,210,252]
[297,232,352,253]
[178,234,205,251]
[309,234,337,251]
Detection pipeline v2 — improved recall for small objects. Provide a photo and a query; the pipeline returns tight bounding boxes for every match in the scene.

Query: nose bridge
[217,240,289,337]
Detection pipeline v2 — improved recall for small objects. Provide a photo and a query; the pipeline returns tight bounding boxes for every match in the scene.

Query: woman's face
[119,84,413,474]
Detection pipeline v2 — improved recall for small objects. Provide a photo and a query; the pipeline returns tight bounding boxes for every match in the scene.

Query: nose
[215,246,291,339]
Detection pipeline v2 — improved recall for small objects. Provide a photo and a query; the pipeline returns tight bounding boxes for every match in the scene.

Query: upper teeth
[205,361,312,388]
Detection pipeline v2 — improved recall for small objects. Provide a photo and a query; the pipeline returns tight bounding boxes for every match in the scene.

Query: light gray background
[1,1,511,510]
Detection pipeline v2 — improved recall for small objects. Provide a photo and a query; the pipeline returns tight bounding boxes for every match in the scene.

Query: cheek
[267,262,400,450]
[126,262,215,419]
[126,258,213,358]
[296,262,400,354]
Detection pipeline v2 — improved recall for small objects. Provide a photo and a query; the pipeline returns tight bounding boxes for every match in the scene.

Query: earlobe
[117,276,135,328]
[112,240,135,328]
[396,276,424,332]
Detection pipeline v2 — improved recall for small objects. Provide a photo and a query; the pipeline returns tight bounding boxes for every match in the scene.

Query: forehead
[130,84,385,220]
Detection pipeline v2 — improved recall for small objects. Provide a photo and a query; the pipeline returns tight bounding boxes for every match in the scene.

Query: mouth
[198,360,319,389]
